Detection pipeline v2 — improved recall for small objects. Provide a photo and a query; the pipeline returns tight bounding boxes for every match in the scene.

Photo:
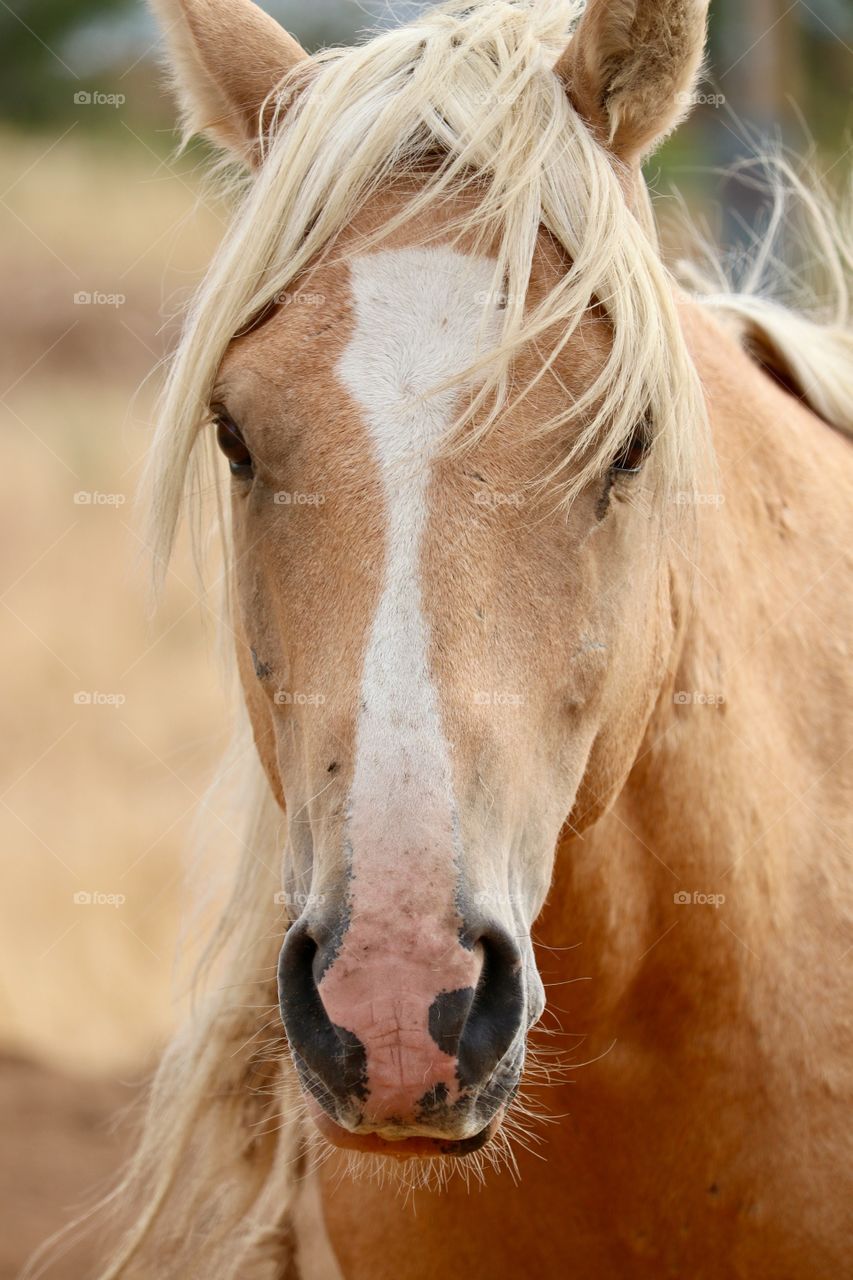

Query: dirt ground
[0,1055,142,1278]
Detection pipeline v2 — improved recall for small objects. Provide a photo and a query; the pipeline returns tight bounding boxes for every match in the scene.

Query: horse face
[216,193,673,1155]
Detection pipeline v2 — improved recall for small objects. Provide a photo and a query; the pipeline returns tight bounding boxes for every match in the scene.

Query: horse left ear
[148,0,308,167]
[556,0,710,165]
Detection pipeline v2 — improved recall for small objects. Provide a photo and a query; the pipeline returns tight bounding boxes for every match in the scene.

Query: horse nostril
[278,919,368,1104]
[455,923,525,1086]
[280,915,525,1121]
[278,920,322,1044]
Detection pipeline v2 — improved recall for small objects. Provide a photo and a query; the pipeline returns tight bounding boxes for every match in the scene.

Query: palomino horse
[102,0,852,1276]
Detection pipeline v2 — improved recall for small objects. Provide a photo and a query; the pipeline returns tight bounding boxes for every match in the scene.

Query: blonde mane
[144,0,708,584]
[50,2,848,1277]
[674,152,853,435]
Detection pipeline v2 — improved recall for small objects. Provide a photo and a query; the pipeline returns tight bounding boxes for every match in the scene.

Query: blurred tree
[727,0,848,243]
[0,0,419,128]
[0,0,849,158]
[0,0,134,124]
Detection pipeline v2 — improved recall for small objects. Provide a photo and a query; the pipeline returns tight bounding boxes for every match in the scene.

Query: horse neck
[536,296,850,1013]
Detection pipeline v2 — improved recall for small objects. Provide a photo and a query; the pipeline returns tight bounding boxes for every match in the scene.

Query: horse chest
[315,1064,851,1280]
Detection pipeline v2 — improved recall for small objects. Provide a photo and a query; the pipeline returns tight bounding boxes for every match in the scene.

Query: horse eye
[611,425,651,475]
[213,411,253,478]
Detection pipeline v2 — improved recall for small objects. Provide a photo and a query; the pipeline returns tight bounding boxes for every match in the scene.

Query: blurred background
[0,0,849,1274]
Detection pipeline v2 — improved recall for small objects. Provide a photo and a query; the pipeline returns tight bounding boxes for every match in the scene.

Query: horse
[97,0,853,1276]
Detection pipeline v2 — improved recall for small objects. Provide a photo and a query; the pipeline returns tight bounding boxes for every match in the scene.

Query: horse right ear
[148,0,308,168]
[556,0,709,166]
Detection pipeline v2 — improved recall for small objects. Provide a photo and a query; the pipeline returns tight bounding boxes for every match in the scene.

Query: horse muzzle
[277,913,526,1153]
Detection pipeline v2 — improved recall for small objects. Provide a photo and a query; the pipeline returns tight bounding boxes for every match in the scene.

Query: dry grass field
[0,127,236,1274]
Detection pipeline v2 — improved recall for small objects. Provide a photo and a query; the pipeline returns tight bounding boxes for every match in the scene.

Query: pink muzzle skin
[317,926,483,1129]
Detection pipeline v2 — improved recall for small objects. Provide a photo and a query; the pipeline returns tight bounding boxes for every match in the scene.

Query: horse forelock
[144,0,708,586]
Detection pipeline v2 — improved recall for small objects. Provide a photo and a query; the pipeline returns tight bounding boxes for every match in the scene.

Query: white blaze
[338,246,499,858]
[326,245,501,1119]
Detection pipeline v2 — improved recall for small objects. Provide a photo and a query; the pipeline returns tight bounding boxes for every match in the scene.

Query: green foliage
[0,0,849,149]
[0,0,134,123]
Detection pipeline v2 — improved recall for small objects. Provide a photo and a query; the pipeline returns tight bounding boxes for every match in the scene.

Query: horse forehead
[339,244,498,416]
[338,245,498,814]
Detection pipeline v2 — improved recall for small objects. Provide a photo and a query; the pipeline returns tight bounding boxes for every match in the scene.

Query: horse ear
[556,0,709,165]
[148,0,308,167]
